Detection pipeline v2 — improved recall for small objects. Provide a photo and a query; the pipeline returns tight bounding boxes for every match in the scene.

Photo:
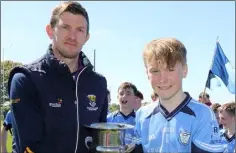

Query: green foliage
[109,103,120,113]
[0,60,23,105]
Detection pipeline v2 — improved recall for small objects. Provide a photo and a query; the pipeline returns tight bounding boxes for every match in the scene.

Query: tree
[109,103,120,113]
[0,60,23,105]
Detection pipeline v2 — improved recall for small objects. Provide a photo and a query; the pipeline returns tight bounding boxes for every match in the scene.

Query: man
[107,82,137,144]
[8,2,108,153]
[134,90,143,111]
[219,102,235,153]
[132,38,224,153]
[199,92,212,106]
[1,110,18,153]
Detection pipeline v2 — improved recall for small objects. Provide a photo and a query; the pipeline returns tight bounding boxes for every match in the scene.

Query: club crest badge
[179,131,191,145]
[87,94,98,111]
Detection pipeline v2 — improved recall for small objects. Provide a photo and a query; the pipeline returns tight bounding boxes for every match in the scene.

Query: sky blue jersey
[220,131,235,153]
[107,110,135,144]
[134,92,226,153]
[4,110,12,127]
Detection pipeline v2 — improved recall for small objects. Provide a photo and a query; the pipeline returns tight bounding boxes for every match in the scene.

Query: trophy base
[96,146,126,153]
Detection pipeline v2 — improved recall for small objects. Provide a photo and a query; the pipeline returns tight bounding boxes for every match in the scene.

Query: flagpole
[202,36,219,98]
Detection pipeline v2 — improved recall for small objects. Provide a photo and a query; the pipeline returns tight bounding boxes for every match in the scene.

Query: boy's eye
[168,68,174,71]
[150,69,159,73]
[61,25,69,29]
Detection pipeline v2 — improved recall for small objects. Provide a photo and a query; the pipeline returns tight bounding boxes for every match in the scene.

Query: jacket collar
[45,44,93,75]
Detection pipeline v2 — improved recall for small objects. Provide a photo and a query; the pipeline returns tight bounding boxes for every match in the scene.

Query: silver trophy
[84,123,136,153]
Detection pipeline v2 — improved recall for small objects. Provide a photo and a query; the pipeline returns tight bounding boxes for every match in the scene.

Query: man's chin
[60,51,79,59]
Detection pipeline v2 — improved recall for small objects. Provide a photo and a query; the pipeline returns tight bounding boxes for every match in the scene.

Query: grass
[1,120,12,153]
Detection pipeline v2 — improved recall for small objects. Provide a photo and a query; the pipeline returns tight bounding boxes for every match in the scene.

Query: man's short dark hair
[136,90,143,100]
[50,1,90,34]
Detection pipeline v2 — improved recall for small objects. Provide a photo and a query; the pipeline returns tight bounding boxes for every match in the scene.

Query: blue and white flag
[206,41,235,94]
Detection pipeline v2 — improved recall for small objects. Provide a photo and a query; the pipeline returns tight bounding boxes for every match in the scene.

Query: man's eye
[78,29,84,32]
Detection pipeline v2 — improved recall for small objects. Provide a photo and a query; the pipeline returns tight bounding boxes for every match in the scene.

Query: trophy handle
[125,144,135,153]
[85,136,93,149]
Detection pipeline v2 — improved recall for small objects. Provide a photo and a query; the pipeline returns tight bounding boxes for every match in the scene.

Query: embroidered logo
[87,94,98,111]
[49,98,63,108]
[179,131,191,145]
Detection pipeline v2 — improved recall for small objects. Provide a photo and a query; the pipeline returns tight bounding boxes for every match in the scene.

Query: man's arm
[99,79,108,122]
[192,107,226,153]
[10,73,54,153]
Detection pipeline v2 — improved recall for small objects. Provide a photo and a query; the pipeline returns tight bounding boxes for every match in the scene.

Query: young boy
[219,102,235,153]
[107,82,137,144]
[211,103,223,130]
[132,38,225,153]
[133,90,144,111]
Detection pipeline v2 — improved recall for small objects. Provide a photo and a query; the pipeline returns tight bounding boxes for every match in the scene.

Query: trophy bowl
[84,122,135,153]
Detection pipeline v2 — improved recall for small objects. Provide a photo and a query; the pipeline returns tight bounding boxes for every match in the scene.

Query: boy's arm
[130,110,143,153]
[192,108,226,153]
[10,73,54,153]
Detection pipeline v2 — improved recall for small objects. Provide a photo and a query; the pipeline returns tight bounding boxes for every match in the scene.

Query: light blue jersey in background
[107,110,136,144]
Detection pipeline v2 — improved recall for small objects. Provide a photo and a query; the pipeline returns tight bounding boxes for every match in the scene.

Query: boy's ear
[146,69,150,80]
[182,64,188,78]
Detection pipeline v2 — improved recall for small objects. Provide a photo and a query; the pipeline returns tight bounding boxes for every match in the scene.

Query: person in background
[133,90,143,111]
[107,82,137,144]
[219,102,235,153]
[198,92,212,106]
[211,103,223,130]
[1,110,18,153]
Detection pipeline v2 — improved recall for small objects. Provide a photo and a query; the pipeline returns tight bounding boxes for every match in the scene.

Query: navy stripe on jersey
[223,133,235,142]
[148,92,192,121]
[117,111,135,120]
[180,105,196,117]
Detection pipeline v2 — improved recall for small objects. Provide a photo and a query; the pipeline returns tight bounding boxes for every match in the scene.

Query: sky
[1,1,235,104]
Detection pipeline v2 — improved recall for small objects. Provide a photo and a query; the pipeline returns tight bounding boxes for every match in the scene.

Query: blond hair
[220,102,235,117]
[143,38,187,69]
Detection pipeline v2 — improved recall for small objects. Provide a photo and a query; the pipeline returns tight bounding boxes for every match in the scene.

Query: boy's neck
[227,125,235,137]
[160,90,186,113]
[120,107,133,116]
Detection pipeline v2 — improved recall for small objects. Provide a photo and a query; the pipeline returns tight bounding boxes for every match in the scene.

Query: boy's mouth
[121,100,128,104]
[158,85,172,90]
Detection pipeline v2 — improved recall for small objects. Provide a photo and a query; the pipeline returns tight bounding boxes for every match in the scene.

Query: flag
[205,41,235,94]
